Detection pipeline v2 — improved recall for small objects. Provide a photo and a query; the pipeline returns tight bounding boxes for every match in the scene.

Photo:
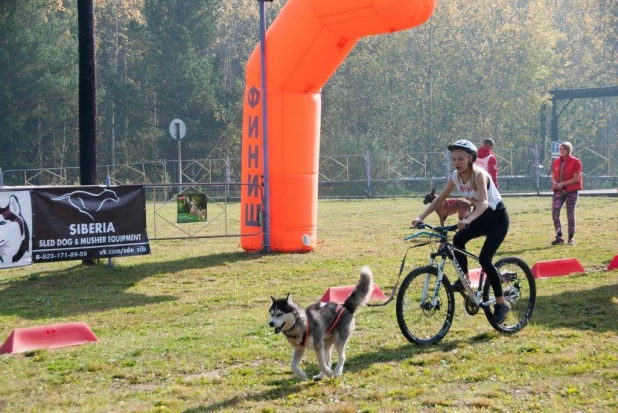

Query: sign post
[258,0,273,251]
[551,140,561,160]
[169,119,187,183]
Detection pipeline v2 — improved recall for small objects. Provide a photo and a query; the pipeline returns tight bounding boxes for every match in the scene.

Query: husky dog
[423,188,472,226]
[269,266,373,380]
[0,195,30,264]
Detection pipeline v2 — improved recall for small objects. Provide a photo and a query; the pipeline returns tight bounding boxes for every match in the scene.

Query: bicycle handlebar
[404,222,459,242]
[412,222,459,233]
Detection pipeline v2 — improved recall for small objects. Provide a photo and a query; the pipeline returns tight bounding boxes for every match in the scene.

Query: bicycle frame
[432,243,496,308]
[370,224,508,309]
[405,226,497,310]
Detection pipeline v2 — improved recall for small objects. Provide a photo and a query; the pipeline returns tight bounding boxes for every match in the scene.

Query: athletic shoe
[551,237,565,245]
[491,303,511,324]
[568,238,575,245]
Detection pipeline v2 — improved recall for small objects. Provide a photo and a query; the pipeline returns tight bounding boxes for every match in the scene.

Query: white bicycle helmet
[447,140,478,162]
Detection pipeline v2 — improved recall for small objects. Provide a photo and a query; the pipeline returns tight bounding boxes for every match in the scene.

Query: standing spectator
[550,142,583,246]
[475,138,499,188]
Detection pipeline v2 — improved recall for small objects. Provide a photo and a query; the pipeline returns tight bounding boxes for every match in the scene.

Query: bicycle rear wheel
[482,257,536,334]
[396,266,455,345]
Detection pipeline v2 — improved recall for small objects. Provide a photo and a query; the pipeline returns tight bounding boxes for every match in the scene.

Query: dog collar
[283,316,309,347]
[299,319,309,347]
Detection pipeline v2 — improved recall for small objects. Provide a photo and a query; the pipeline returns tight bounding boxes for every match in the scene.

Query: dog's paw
[312,372,325,381]
[295,372,308,380]
[322,368,334,378]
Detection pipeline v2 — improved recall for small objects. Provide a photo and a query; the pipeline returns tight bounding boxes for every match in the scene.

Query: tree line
[0,0,616,172]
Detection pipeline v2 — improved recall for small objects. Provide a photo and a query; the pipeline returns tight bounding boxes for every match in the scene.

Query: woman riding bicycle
[412,139,511,324]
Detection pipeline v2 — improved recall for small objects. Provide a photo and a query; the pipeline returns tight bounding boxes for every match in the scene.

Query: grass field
[1,196,617,412]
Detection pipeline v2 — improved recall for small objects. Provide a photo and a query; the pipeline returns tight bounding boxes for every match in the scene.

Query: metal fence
[144,183,262,240]
[3,144,617,198]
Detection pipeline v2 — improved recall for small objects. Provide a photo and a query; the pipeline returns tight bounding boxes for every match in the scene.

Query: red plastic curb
[531,258,585,279]
[0,322,98,354]
[321,283,388,304]
[608,255,618,271]
[468,268,482,287]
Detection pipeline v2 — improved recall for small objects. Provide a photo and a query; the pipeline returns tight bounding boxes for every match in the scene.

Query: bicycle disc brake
[504,282,521,305]
[464,296,480,315]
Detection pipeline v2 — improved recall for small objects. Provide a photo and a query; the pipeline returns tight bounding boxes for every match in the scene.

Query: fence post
[225,155,231,199]
[534,143,541,195]
[604,145,612,175]
[106,175,113,268]
[0,168,3,187]
[445,149,450,180]
[163,159,168,201]
[365,151,371,198]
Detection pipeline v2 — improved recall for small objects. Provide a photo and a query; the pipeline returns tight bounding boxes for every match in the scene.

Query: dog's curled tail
[344,266,374,314]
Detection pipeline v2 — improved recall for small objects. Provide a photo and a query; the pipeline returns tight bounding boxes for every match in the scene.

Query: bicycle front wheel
[396,266,455,345]
[482,257,536,334]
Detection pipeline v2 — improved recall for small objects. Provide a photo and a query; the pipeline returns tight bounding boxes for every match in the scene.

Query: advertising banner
[31,186,150,263]
[0,190,33,268]
[176,192,208,223]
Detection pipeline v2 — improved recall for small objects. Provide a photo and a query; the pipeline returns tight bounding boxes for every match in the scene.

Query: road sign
[169,119,186,140]
[551,141,561,159]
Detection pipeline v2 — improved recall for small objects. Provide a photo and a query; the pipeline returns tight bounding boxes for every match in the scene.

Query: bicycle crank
[464,297,480,315]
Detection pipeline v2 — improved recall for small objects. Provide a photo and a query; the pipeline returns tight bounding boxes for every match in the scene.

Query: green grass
[1,196,617,412]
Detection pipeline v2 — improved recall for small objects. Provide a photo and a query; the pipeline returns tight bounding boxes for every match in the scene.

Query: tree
[0,0,78,171]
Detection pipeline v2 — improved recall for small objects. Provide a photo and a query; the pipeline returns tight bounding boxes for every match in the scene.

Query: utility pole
[78,0,97,265]
[78,0,98,187]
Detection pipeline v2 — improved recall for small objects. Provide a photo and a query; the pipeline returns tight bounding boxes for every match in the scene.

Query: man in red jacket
[550,141,583,246]
[475,138,499,188]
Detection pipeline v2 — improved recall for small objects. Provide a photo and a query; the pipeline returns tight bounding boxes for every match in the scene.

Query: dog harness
[325,305,346,335]
[296,304,347,348]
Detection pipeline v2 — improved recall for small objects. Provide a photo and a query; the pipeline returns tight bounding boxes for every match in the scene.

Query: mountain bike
[371,223,536,345]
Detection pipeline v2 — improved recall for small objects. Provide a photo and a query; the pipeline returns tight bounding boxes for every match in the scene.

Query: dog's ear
[285,293,292,304]
[270,295,276,303]
[431,188,435,196]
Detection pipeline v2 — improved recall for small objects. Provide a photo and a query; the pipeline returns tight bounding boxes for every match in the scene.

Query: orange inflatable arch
[241,0,437,252]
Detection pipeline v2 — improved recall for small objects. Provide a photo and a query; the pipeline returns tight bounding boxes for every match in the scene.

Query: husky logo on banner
[51,189,120,221]
[0,191,32,268]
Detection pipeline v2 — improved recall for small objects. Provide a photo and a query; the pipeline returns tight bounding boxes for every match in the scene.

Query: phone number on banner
[33,244,149,263]
[34,251,89,261]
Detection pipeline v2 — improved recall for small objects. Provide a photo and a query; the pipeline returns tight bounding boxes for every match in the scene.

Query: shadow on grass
[343,332,497,374]
[182,336,494,412]
[183,382,305,413]
[0,252,256,320]
[499,245,554,255]
[531,283,618,332]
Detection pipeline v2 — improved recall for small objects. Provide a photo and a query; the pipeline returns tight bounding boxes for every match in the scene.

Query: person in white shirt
[412,140,511,324]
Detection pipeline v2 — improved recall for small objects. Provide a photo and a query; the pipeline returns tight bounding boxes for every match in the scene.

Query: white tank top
[451,167,502,210]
